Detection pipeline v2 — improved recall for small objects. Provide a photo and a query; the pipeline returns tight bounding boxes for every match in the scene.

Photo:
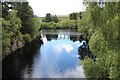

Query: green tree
[51,15,59,23]
[32,15,41,38]
[69,12,78,20]
[13,2,34,35]
[45,13,52,22]
[2,10,22,57]
[78,2,120,79]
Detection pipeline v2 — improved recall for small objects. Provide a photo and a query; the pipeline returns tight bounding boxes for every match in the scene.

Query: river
[2,29,85,78]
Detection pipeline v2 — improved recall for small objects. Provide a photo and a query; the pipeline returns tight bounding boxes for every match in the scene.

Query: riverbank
[2,35,42,59]
[2,37,43,78]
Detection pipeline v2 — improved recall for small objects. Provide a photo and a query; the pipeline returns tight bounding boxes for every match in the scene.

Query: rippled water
[2,29,85,78]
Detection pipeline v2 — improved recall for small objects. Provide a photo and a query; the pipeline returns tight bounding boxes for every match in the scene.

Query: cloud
[53,43,74,54]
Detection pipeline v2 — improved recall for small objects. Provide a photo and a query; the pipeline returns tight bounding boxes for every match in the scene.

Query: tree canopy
[78,2,120,79]
[2,2,40,58]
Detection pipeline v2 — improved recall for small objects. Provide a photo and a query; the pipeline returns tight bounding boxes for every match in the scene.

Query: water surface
[2,29,85,78]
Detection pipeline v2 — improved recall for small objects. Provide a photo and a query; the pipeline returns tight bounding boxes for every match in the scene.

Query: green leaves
[42,13,59,23]
[40,18,78,29]
[32,16,41,38]
[78,2,120,79]
[2,2,41,58]
[24,33,31,44]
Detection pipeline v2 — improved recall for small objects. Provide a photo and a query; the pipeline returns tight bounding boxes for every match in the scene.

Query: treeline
[78,2,120,79]
[69,12,82,20]
[2,2,40,58]
[39,12,83,29]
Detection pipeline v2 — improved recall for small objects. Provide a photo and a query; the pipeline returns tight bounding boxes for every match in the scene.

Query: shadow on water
[2,39,43,78]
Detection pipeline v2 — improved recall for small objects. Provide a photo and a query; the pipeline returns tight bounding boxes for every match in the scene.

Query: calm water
[2,29,85,78]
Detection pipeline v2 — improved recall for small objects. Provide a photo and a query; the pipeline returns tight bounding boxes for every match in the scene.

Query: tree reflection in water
[78,41,96,62]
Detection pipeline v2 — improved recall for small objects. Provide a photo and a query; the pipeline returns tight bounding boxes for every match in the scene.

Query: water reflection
[30,30,85,78]
[2,39,42,78]
[3,29,85,78]
[41,29,82,42]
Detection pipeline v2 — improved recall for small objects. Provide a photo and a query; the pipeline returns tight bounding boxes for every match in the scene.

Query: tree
[78,2,120,79]
[45,13,52,22]
[69,12,78,20]
[51,15,59,23]
[32,15,41,38]
[12,2,34,35]
[79,12,82,19]
[2,10,22,56]
[2,2,14,18]
[2,2,41,58]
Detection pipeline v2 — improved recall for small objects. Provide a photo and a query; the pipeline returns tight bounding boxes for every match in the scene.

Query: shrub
[24,34,31,43]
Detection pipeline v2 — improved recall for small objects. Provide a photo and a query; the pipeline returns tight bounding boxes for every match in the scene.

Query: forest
[1,1,120,79]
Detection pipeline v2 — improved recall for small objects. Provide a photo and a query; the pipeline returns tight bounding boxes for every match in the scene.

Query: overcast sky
[27,0,85,17]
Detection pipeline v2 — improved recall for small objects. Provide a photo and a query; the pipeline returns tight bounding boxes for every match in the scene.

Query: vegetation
[2,2,40,58]
[2,1,119,79]
[2,2,80,58]
[78,2,120,79]
[40,19,78,29]
[39,13,79,29]
[69,12,82,20]
[42,13,59,23]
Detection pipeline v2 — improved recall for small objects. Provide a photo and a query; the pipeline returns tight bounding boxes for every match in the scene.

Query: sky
[27,0,85,17]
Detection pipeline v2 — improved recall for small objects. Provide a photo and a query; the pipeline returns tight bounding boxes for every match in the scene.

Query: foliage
[5,10,21,34]
[51,15,59,23]
[2,2,41,58]
[45,13,52,22]
[42,13,59,23]
[32,16,41,38]
[24,33,31,43]
[89,30,108,57]
[78,2,120,79]
[69,12,78,20]
[40,19,78,29]
[18,2,34,35]
[58,19,77,29]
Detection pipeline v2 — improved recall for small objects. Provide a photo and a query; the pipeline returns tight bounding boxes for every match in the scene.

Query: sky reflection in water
[27,34,85,78]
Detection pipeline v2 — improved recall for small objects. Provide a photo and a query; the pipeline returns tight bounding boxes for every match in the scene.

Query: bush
[3,38,11,48]
[89,30,108,57]
[24,34,32,43]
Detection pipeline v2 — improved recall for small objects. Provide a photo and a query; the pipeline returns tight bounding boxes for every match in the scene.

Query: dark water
[2,29,85,78]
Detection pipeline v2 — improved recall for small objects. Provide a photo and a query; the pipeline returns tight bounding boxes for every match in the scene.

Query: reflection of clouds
[53,44,74,54]
[48,65,85,78]
[62,44,73,53]
[64,66,85,78]
[53,45,62,54]
[31,65,85,78]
